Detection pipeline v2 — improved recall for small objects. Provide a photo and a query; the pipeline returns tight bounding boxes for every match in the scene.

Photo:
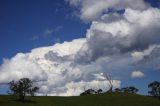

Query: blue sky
[0,0,89,63]
[0,0,160,96]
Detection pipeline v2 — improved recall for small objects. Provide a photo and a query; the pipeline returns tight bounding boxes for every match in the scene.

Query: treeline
[80,81,160,99]
[6,78,160,102]
[80,86,138,96]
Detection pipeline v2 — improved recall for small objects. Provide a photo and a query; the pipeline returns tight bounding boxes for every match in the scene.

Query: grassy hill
[0,93,160,106]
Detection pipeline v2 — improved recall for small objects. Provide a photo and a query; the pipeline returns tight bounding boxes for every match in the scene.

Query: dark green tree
[117,86,138,94]
[115,88,122,92]
[148,81,160,98]
[128,86,139,94]
[8,78,39,101]
[97,89,103,94]
[30,87,39,97]
[80,89,96,96]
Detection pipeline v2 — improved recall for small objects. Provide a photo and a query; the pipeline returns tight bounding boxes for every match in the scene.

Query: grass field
[0,93,160,106]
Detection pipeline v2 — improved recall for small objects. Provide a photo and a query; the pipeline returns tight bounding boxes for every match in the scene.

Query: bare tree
[103,73,113,92]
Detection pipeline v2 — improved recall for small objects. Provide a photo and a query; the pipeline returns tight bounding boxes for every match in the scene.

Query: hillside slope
[0,93,160,106]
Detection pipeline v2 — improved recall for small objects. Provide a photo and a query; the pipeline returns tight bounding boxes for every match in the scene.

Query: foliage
[80,89,103,96]
[8,78,39,101]
[148,81,160,98]
[97,89,103,94]
[115,86,139,94]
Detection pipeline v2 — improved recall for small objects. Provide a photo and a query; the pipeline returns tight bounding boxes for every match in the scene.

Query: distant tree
[8,78,39,101]
[121,87,128,93]
[127,86,139,94]
[30,87,39,97]
[80,89,96,96]
[115,88,122,92]
[86,89,95,95]
[148,81,160,98]
[80,88,103,96]
[116,86,138,94]
[8,80,18,96]
[97,89,103,94]
[80,92,86,96]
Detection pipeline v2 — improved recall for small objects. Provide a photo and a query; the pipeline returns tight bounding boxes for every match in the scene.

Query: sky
[0,0,89,63]
[0,0,160,96]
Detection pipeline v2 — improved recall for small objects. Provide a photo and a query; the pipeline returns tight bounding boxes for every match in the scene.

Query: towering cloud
[75,8,160,64]
[66,0,149,21]
[0,38,120,96]
[0,0,160,96]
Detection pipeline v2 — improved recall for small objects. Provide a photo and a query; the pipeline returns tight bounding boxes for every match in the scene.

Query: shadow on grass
[0,101,5,104]
[9,99,38,104]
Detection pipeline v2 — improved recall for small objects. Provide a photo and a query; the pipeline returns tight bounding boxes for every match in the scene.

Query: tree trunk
[108,86,113,92]
[19,92,25,102]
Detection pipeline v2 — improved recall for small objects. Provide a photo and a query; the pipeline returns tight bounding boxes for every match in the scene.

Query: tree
[8,80,18,96]
[115,86,138,94]
[97,89,103,94]
[80,89,96,96]
[115,88,122,92]
[103,73,113,92]
[8,78,39,101]
[80,88,103,96]
[30,87,39,97]
[148,81,160,98]
[128,86,139,94]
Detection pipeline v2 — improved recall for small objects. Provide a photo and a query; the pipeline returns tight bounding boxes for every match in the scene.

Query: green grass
[0,93,160,106]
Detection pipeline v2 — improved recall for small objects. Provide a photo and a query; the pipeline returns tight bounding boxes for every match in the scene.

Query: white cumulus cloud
[0,38,120,96]
[66,0,149,21]
[131,71,144,78]
[1,0,160,96]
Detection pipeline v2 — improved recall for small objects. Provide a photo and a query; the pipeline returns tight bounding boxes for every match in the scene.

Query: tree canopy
[148,81,160,98]
[115,86,139,94]
[8,78,39,101]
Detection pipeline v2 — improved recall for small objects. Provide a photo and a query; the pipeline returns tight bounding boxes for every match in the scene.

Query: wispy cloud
[43,26,63,38]
[43,29,54,38]
[30,26,63,41]
[30,35,40,41]
[55,26,63,32]
[54,38,61,43]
